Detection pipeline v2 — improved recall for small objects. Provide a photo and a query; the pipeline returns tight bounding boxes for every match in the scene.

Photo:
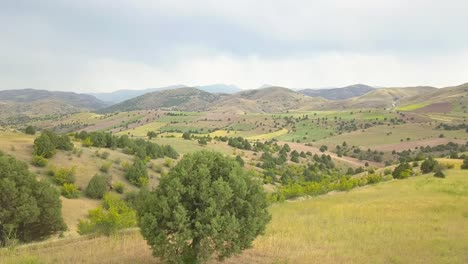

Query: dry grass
[3,170,467,263]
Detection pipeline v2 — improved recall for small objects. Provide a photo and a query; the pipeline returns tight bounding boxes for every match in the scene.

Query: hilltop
[100,87,220,112]
[298,84,375,100]
[0,89,107,121]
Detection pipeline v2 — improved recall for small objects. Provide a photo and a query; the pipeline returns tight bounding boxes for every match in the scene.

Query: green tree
[0,151,66,245]
[420,157,438,173]
[33,133,56,158]
[25,125,36,135]
[433,166,445,178]
[392,162,413,179]
[86,174,109,199]
[138,151,271,263]
[462,156,468,170]
[182,132,191,140]
[235,155,244,167]
[32,155,48,167]
[125,159,148,187]
[147,131,158,139]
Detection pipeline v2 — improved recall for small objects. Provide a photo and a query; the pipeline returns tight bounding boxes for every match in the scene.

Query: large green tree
[138,151,271,263]
[33,133,56,158]
[0,151,66,246]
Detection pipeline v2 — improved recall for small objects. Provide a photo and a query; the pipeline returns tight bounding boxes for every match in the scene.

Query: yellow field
[436,158,464,169]
[3,169,467,263]
[396,102,430,111]
[246,128,288,140]
[116,121,167,137]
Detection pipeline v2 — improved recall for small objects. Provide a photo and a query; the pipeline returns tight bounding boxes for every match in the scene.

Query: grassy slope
[3,169,467,263]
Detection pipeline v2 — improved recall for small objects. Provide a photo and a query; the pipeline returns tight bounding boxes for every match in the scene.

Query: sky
[1,0,468,92]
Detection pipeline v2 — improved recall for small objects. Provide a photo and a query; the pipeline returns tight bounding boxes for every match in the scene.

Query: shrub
[100,162,112,173]
[25,125,36,135]
[78,193,136,236]
[392,162,413,179]
[32,155,48,167]
[0,152,66,245]
[100,151,110,160]
[50,166,76,185]
[420,157,438,174]
[138,151,271,263]
[61,183,80,199]
[125,159,148,187]
[85,174,109,199]
[33,133,55,158]
[433,166,445,178]
[113,182,125,194]
[462,157,468,170]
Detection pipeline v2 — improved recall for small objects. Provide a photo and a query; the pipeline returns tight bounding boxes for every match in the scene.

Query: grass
[396,102,430,111]
[116,121,166,137]
[3,169,467,263]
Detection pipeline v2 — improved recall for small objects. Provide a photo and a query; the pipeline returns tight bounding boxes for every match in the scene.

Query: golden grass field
[2,169,467,264]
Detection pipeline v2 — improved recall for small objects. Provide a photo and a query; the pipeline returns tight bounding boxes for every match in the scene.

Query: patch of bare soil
[415,102,452,113]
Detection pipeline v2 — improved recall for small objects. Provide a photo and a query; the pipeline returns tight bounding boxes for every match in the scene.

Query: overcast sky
[1,0,468,92]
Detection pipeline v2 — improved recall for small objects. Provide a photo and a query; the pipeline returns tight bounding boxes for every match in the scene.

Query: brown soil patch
[415,102,452,113]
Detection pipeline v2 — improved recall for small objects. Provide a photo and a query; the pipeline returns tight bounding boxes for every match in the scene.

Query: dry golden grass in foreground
[2,169,467,264]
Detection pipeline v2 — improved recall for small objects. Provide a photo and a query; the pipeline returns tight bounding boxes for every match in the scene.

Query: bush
[32,155,48,167]
[125,159,148,187]
[61,183,80,199]
[100,151,110,160]
[78,193,136,236]
[0,151,66,245]
[85,174,109,199]
[50,166,76,185]
[33,133,56,158]
[113,182,125,194]
[420,157,438,174]
[433,166,445,178]
[462,157,468,170]
[25,125,36,135]
[392,162,413,179]
[100,162,112,173]
[138,151,271,263]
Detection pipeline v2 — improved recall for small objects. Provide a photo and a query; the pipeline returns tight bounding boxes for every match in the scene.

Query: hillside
[0,89,107,120]
[211,86,327,113]
[299,84,375,100]
[3,169,466,263]
[90,84,241,103]
[321,86,436,109]
[396,83,468,113]
[100,87,220,112]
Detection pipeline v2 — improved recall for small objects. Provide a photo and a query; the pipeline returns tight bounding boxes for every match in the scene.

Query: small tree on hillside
[138,151,271,263]
[462,156,468,170]
[86,174,109,199]
[392,162,413,179]
[125,159,148,187]
[420,157,438,174]
[25,125,36,135]
[33,133,56,158]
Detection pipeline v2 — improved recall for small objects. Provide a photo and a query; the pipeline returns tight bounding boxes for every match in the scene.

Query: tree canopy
[138,151,271,263]
[0,151,66,246]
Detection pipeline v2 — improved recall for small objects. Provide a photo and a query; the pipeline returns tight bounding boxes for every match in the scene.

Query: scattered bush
[85,174,109,199]
[125,159,148,187]
[61,183,80,199]
[32,155,48,167]
[100,162,112,173]
[25,125,36,135]
[49,166,76,185]
[113,182,125,194]
[78,193,136,236]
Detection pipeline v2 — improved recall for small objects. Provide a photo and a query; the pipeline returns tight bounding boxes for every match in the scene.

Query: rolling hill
[320,86,437,110]
[210,86,327,113]
[100,87,220,112]
[90,84,241,104]
[0,89,107,120]
[298,84,375,100]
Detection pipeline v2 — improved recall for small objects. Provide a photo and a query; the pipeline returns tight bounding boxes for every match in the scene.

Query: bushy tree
[86,174,109,199]
[0,151,66,245]
[392,162,413,179]
[138,151,271,263]
[433,166,445,178]
[462,156,468,170]
[33,133,55,158]
[61,183,80,199]
[235,155,244,167]
[125,159,148,187]
[420,157,438,173]
[49,166,76,185]
[32,155,48,167]
[25,125,36,135]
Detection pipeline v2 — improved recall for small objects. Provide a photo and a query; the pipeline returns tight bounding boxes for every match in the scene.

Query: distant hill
[211,87,327,113]
[298,84,375,100]
[100,87,220,112]
[90,84,241,104]
[320,86,437,109]
[0,89,107,119]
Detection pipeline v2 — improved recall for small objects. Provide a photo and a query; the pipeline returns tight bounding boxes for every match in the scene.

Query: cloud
[1,0,468,91]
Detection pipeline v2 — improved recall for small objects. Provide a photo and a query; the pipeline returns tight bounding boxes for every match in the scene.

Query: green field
[3,169,467,263]
[396,102,430,111]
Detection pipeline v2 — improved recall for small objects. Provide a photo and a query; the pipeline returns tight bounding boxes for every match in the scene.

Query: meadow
[2,169,467,264]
